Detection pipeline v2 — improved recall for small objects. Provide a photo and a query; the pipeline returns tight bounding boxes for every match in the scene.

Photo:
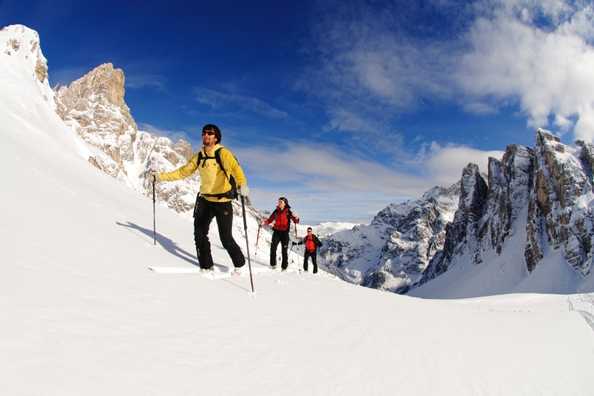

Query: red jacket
[298,234,323,253]
[265,207,299,231]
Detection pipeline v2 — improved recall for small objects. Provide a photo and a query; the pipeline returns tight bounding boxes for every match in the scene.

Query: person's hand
[149,170,159,182]
[239,184,250,197]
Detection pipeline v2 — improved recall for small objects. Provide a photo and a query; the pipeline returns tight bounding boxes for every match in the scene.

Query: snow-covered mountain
[54,62,204,213]
[3,24,594,396]
[412,132,594,298]
[324,130,594,297]
[320,183,460,293]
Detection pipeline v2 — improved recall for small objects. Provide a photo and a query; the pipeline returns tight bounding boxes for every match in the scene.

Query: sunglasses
[202,130,216,136]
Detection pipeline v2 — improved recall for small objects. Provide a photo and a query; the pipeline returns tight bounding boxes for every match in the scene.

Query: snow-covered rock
[527,130,594,275]
[1,24,53,104]
[414,130,594,297]
[320,183,460,293]
[53,63,204,213]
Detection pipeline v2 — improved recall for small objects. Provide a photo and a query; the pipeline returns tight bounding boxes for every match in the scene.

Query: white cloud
[238,143,429,196]
[463,101,499,115]
[195,87,288,120]
[457,0,594,141]
[423,143,504,185]
[305,0,594,141]
[324,108,374,133]
[304,17,455,117]
[237,140,500,223]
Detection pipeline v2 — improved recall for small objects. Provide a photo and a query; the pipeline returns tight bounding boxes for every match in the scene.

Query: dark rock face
[420,164,488,283]
[525,130,594,275]
[486,145,534,255]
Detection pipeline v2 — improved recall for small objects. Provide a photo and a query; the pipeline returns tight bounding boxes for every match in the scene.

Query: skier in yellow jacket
[153,124,249,271]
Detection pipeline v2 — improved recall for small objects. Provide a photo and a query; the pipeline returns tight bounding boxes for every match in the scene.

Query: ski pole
[152,175,156,245]
[241,196,255,293]
[254,224,261,257]
[289,240,295,267]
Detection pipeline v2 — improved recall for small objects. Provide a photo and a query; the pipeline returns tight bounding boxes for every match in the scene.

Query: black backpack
[197,147,238,200]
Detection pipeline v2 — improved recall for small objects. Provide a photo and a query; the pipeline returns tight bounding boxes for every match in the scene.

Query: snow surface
[2,24,594,395]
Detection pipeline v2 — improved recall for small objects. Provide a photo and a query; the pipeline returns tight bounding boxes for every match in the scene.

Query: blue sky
[3,0,594,223]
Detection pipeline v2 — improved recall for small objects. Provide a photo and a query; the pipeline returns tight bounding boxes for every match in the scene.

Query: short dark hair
[278,197,289,207]
[202,124,221,143]
[307,227,312,231]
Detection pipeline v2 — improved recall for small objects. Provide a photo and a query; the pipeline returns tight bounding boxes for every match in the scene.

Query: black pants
[304,251,318,273]
[194,197,245,269]
[270,230,290,269]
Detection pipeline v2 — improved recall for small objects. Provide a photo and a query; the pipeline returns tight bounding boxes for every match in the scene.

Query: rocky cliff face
[320,183,460,293]
[526,131,594,276]
[417,129,594,291]
[420,164,488,283]
[54,63,200,213]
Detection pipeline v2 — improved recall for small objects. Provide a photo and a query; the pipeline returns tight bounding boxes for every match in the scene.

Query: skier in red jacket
[262,197,299,270]
[294,227,323,274]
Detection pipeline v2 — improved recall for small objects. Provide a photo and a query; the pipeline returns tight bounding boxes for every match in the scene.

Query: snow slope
[2,25,594,395]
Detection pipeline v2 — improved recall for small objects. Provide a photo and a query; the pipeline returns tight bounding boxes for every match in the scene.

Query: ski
[148,265,248,280]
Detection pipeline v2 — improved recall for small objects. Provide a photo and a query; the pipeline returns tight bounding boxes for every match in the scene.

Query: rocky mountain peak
[55,63,136,138]
[53,63,203,214]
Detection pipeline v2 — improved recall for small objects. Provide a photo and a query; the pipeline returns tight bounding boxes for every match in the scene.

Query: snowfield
[2,24,594,395]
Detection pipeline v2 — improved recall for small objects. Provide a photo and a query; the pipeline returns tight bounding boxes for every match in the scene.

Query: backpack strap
[197,150,213,168]
[196,148,229,176]
[214,147,229,179]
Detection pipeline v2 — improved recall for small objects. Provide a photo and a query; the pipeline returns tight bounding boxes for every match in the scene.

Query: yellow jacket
[157,144,247,203]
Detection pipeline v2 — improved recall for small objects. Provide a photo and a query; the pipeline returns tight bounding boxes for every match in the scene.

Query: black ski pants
[270,229,290,269]
[304,251,318,273]
[194,197,245,269]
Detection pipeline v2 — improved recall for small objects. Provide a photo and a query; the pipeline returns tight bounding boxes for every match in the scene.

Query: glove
[149,170,160,182]
[239,184,250,197]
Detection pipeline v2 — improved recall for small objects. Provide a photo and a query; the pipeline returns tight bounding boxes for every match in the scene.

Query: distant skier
[294,227,323,274]
[261,197,299,270]
[152,124,250,271]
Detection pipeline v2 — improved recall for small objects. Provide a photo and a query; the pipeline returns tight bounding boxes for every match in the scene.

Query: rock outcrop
[54,63,201,213]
